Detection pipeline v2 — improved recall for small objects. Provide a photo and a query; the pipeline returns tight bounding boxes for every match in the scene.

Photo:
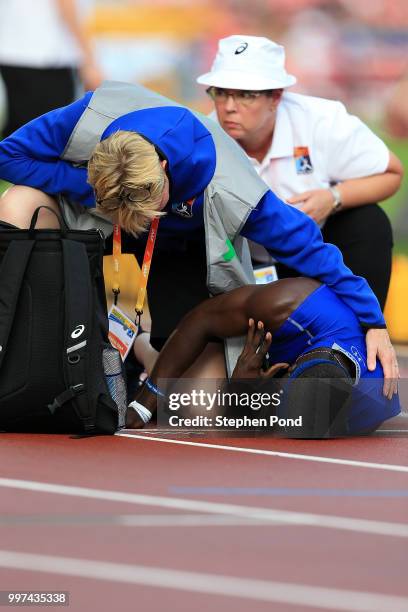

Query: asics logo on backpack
[71,325,85,339]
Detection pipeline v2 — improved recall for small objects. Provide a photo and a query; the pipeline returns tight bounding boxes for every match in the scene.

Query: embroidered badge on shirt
[294,146,313,174]
[172,198,195,218]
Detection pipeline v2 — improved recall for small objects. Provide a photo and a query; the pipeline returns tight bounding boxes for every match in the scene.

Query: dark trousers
[139,243,209,350]
[105,233,209,352]
[0,65,76,137]
[276,204,393,310]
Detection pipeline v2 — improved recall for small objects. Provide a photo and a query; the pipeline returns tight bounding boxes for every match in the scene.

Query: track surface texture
[1,414,408,612]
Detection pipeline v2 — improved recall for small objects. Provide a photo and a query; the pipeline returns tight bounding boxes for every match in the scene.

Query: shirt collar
[250,96,294,170]
[266,97,294,160]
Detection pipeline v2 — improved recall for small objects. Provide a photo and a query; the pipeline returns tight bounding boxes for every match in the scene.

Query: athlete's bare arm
[126,278,320,425]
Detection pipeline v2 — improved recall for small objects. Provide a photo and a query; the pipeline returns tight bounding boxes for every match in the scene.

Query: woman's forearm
[336,152,403,208]
[56,0,94,61]
[55,0,103,89]
[336,173,402,208]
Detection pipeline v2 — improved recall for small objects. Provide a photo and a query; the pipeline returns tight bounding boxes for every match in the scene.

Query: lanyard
[112,224,121,304]
[111,218,160,325]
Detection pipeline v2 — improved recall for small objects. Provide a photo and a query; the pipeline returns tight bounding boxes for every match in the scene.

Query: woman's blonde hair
[88,131,167,236]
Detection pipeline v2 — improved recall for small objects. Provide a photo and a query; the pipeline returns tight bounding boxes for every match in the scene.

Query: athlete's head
[87,131,169,236]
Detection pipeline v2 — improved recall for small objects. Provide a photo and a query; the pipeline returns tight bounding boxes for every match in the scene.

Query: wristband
[329,186,342,212]
[145,377,166,398]
[128,400,152,424]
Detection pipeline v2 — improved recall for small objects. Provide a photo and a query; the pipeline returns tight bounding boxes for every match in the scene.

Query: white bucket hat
[197,35,296,91]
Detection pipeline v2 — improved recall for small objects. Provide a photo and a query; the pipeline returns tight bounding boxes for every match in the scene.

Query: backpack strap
[48,239,96,432]
[0,240,34,369]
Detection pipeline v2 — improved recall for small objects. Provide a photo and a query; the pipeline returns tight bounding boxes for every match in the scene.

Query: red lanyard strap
[136,216,159,316]
[112,224,121,305]
[111,217,160,319]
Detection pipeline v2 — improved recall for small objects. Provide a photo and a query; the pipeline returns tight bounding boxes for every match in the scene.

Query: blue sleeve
[0,92,95,206]
[242,191,385,328]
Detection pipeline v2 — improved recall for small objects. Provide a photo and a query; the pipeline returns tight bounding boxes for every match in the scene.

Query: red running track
[0,429,408,612]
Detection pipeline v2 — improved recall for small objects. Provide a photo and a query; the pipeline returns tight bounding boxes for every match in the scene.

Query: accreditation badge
[294,146,313,174]
[108,304,138,361]
[254,265,278,284]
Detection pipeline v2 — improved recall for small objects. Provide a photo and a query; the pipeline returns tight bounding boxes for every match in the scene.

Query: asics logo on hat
[235,42,248,55]
[196,35,297,90]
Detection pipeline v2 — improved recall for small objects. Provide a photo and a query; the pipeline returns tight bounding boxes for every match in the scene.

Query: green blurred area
[380,135,408,255]
[0,179,10,195]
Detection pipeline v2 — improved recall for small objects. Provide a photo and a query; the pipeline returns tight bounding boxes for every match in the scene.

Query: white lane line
[0,550,407,612]
[117,432,408,473]
[0,514,281,527]
[0,478,407,538]
[117,514,277,527]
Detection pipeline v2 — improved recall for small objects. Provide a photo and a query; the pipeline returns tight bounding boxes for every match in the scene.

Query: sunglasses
[95,186,152,208]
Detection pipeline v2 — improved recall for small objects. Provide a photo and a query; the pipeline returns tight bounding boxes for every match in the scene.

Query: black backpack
[0,207,126,434]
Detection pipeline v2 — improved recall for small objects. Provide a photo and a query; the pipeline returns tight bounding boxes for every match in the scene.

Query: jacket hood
[101,106,216,203]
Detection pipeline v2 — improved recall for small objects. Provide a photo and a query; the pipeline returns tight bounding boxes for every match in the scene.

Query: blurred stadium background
[1,0,407,341]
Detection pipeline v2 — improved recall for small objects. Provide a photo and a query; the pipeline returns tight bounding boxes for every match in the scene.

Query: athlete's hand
[287,189,335,224]
[366,328,399,399]
[125,407,145,429]
[232,319,288,379]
